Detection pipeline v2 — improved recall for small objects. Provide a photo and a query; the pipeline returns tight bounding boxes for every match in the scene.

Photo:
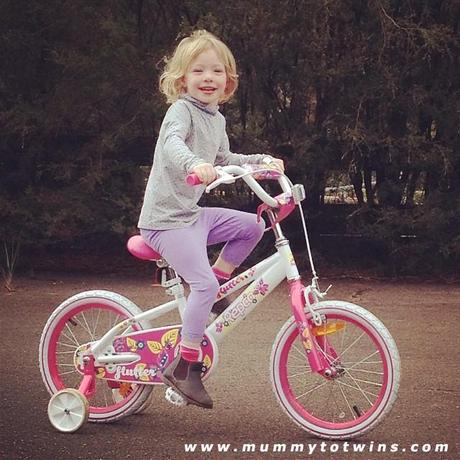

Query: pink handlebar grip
[186,173,203,186]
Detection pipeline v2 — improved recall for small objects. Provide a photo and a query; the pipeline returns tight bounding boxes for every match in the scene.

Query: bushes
[346,194,460,275]
[1,1,459,277]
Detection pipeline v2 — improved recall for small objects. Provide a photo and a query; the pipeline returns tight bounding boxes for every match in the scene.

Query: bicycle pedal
[165,387,188,407]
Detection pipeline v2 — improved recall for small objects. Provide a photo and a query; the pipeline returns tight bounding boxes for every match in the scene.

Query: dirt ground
[1,272,459,460]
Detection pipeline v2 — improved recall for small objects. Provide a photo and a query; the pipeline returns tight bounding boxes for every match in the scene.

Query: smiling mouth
[199,87,216,93]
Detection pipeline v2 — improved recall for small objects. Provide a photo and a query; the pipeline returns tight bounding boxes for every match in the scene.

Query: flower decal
[114,338,125,352]
[253,279,269,296]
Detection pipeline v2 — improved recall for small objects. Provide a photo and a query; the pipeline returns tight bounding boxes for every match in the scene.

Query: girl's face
[183,48,228,105]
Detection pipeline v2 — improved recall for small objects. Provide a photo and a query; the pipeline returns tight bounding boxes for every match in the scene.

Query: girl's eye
[192,69,203,73]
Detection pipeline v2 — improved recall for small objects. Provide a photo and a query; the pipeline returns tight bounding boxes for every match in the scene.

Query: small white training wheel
[48,388,89,433]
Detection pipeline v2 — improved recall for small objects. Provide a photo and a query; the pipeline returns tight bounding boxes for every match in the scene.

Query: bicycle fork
[289,280,340,378]
[265,209,334,378]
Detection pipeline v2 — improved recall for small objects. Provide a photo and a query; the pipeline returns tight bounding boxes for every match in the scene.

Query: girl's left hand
[264,157,285,173]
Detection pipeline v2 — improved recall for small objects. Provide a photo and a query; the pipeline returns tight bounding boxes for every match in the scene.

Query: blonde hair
[159,30,238,104]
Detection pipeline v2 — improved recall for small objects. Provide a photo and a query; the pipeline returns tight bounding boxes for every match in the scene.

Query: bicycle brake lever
[318,284,333,299]
[205,169,235,192]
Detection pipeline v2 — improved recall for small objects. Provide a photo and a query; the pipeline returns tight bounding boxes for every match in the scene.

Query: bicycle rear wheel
[270,301,400,439]
[39,290,153,423]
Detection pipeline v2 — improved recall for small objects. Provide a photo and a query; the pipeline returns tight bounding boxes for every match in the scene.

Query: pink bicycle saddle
[127,235,162,261]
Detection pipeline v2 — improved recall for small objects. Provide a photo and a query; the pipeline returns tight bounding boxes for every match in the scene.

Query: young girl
[138,30,284,409]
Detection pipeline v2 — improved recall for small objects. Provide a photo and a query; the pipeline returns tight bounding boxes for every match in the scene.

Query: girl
[138,30,284,409]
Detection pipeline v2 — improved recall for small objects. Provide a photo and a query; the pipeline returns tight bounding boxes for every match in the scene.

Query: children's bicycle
[39,164,400,439]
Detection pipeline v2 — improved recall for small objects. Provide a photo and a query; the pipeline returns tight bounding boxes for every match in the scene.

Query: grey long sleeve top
[138,95,269,230]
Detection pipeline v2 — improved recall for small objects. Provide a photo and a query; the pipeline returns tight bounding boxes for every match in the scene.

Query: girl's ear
[225,78,236,95]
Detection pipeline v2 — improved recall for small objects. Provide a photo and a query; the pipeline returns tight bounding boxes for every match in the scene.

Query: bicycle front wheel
[39,290,154,423]
[270,301,400,439]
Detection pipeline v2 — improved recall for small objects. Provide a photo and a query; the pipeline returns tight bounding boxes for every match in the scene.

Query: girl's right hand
[192,163,217,185]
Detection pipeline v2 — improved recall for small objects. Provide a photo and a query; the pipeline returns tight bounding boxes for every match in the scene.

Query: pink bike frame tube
[289,280,327,373]
[78,355,96,398]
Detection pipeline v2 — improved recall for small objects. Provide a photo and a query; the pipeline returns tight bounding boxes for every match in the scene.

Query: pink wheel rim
[45,301,143,414]
[276,312,392,433]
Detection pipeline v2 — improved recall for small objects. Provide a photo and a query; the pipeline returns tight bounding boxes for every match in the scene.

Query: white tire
[39,290,154,423]
[270,301,400,439]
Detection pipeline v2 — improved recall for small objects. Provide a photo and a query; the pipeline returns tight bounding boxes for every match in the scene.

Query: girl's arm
[215,129,268,166]
[163,102,207,173]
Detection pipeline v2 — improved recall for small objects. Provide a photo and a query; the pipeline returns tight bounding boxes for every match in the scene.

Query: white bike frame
[91,237,299,365]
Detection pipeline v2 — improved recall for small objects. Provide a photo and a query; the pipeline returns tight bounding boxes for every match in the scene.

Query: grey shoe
[161,353,213,409]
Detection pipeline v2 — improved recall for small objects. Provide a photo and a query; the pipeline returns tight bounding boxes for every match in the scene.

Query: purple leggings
[140,208,265,343]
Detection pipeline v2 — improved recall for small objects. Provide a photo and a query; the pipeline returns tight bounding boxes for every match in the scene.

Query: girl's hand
[192,163,217,185]
[263,157,285,173]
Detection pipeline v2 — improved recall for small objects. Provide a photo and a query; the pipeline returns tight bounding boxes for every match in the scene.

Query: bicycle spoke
[111,314,121,329]
[336,379,379,399]
[340,319,347,355]
[288,363,312,369]
[346,368,383,375]
[69,315,86,332]
[92,308,102,338]
[58,369,77,376]
[330,383,346,422]
[295,379,329,400]
[345,350,381,370]
[80,312,95,341]
[57,341,78,350]
[324,381,335,418]
[64,323,81,347]
[315,342,338,363]
[102,384,109,407]
[344,375,382,387]
[338,331,366,359]
[292,343,308,361]
[288,369,313,379]
[337,380,357,420]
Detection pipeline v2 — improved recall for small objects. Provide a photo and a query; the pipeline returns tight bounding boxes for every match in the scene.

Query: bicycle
[39,164,400,439]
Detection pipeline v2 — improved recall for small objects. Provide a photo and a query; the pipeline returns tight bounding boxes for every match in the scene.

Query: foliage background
[1,0,459,276]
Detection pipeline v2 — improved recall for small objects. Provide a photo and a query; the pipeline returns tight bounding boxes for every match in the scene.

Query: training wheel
[47,388,89,433]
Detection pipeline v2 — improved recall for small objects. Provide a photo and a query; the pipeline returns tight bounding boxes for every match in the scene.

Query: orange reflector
[311,321,346,336]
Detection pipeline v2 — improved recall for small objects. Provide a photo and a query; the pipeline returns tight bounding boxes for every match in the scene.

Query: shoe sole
[160,374,213,410]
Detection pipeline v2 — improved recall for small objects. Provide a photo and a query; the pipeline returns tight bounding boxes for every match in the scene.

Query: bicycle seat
[127,235,162,261]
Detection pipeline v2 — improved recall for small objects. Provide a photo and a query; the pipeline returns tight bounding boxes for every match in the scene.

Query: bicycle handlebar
[185,173,202,186]
[186,164,293,208]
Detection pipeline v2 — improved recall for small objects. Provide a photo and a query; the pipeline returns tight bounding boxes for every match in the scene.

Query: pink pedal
[127,235,162,261]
